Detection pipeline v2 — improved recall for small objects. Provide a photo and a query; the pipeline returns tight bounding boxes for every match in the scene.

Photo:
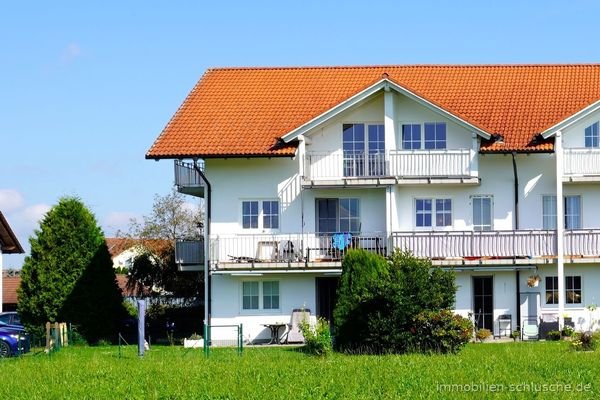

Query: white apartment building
[147,65,600,343]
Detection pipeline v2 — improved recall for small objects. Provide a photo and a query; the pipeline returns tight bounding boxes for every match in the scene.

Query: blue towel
[332,232,353,251]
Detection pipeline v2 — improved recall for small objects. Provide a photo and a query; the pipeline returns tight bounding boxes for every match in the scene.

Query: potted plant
[184,333,204,348]
[510,329,520,342]
[527,274,541,288]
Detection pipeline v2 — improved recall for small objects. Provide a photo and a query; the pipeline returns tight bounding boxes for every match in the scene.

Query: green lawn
[0,342,598,399]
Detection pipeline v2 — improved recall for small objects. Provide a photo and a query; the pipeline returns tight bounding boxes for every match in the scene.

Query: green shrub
[412,310,472,353]
[546,330,561,341]
[299,317,332,356]
[571,331,596,351]
[475,328,491,342]
[333,249,458,354]
[562,326,575,337]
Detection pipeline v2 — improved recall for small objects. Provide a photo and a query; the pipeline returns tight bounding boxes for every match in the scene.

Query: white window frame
[240,280,281,313]
[584,121,599,148]
[315,198,361,234]
[541,194,582,230]
[342,122,385,177]
[471,195,493,231]
[240,199,280,232]
[401,121,447,150]
[414,197,453,229]
[545,275,582,306]
[564,195,582,230]
[542,195,557,230]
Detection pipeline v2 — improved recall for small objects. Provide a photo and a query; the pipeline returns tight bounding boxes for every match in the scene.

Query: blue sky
[2,1,599,268]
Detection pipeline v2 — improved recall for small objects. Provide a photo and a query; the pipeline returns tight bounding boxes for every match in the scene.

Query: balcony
[563,148,600,182]
[209,232,386,270]
[392,229,600,265]
[175,240,204,271]
[174,160,205,197]
[304,149,477,186]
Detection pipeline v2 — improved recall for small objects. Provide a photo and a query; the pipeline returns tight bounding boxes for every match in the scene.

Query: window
[472,196,492,231]
[402,122,447,150]
[262,201,279,229]
[585,122,599,148]
[242,201,259,229]
[262,281,280,309]
[566,276,582,304]
[402,124,421,149]
[242,281,280,311]
[415,198,452,228]
[545,276,558,305]
[242,200,279,230]
[343,123,385,176]
[424,122,447,149]
[542,195,557,230]
[316,198,360,234]
[565,195,581,229]
[545,276,582,305]
[541,195,581,229]
[343,124,365,176]
[242,281,259,310]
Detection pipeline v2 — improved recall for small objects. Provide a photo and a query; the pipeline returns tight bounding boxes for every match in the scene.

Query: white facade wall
[203,88,600,342]
[211,273,318,343]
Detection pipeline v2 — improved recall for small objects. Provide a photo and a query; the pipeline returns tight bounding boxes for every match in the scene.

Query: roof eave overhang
[541,99,600,139]
[281,78,492,142]
[145,152,297,160]
[0,212,24,254]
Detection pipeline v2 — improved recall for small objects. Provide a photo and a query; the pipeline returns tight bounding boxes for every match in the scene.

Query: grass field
[0,341,598,399]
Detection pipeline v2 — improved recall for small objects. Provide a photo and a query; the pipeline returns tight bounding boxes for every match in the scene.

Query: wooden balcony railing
[304,149,474,180]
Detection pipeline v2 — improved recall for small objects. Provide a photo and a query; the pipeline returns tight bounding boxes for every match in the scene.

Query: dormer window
[585,121,599,148]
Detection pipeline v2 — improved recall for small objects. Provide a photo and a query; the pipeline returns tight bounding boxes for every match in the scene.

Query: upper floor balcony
[206,229,600,270]
[175,239,204,271]
[563,148,600,182]
[392,229,600,265]
[174,160,205,197]
[303,149,478,186]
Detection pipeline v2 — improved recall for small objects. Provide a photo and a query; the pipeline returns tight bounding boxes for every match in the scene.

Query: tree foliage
[17,197,125,343]
[334,249,469,354]
[124,189,203,303]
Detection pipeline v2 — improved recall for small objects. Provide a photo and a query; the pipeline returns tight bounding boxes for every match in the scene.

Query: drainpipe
[555,131,565,330]
[193,160,212,329]
[511,152,521,330]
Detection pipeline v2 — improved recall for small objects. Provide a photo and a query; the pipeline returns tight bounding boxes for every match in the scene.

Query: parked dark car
[0,312,23,330]
[0,326,29,357]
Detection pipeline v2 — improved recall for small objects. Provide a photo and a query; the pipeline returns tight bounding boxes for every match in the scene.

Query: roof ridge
[207,63,600,72]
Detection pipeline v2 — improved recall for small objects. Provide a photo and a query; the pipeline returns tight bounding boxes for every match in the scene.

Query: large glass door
[473,276,493,330]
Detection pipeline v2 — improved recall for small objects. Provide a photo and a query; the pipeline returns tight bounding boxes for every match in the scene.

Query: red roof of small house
[146,64,600,158]
[105,238,170,258]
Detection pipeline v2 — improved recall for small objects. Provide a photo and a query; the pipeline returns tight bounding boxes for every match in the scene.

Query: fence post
[45,322,51,352]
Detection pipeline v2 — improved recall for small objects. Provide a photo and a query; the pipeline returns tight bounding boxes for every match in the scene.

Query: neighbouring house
[106,238,170,270]
[0,212,24,313]
[147,65,600,343]
[2,270,21,312]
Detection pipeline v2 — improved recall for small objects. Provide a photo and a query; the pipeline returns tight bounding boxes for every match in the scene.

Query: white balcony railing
[563,148,600,176]
[209,232,386,267]
[392,229,600,260]
[304,149,473,180]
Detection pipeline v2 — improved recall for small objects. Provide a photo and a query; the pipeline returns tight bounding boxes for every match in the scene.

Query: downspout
[511,152,521,330]
[193,161,212,329]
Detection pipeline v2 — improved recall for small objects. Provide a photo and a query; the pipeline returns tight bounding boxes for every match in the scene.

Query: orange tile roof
[106,238,170,258]
[147,65,600,157]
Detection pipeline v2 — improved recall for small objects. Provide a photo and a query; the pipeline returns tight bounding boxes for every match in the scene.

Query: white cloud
[20,204,51,226]
[0,188,25,212]
[182,201,200,214]
[103,211,139,236]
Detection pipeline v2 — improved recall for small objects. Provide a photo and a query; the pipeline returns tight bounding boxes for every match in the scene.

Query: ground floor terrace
[208,262,600,344]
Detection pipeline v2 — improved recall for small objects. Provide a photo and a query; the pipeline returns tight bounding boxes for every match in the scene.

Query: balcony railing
[175,240,204,271]
[563,148,600,177]
[392,229,600,260]
[304,149,474,181]
[174,160,205,197]
[209,232,386,267]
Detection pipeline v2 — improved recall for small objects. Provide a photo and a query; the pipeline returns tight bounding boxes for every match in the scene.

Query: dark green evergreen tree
[17,197,125,343]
